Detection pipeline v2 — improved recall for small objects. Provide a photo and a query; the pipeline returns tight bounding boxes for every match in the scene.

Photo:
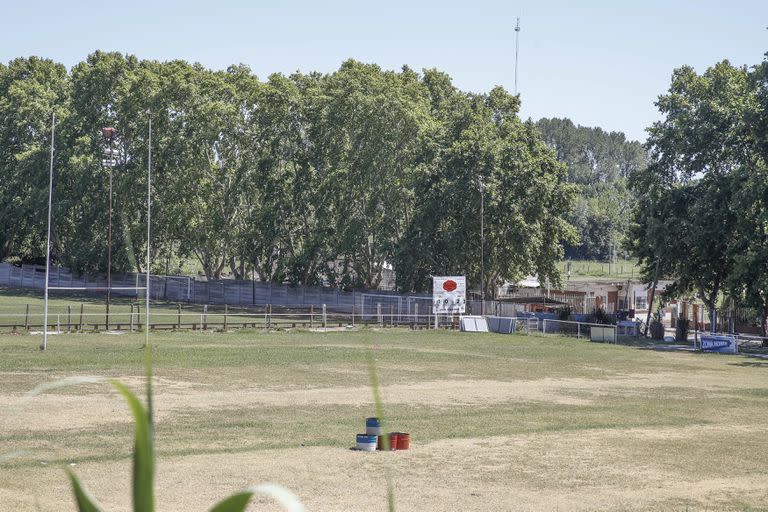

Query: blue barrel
[356,434,377,451]
[365,417,383,436]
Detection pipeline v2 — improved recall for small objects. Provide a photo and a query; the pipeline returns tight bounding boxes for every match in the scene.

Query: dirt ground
[2,374,768,511]
[1,331,767,511]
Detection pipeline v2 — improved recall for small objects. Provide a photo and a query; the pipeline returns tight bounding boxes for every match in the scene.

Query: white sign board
[433,276,466,314]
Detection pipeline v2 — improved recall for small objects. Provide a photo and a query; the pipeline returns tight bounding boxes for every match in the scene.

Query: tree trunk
[761,306,768,346]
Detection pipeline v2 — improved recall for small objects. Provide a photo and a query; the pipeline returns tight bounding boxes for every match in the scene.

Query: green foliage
[0,57,69,262]
[588,308,616,325]
[395,83,576,293]
[649,318,665,341]
[536,118,646,260]
[628,58,768,331]
[0,53,574,296]
[675,317,689,343]
[66,470,106,512]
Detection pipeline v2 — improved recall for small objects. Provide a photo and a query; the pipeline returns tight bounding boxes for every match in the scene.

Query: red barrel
[389,432,399,451]
[397,432,410,450]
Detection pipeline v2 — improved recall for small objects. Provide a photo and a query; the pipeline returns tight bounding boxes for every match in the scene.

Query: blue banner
[700,335,737,354]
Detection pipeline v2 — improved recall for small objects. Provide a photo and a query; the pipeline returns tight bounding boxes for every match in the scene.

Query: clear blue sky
[2,0,766,141]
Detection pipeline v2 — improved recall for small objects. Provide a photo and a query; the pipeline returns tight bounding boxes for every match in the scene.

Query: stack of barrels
[355,417,410,451]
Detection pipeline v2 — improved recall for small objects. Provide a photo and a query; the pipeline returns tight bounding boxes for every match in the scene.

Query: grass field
[561,259,642,280]
[1,328,767,511]
[0,289,295,331]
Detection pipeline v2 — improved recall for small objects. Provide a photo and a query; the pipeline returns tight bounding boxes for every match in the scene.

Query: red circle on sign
[443,280,457,292]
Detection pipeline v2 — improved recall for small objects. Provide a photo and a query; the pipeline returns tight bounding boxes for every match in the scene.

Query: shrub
[649,311,665,340]
[675,316,690,343]
[588,308,616,325]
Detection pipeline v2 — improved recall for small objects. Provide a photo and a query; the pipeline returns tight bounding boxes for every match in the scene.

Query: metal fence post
[377,303,382,326]
[80,303,85,331]
[24,304,29,330]
[203,304,208,330]
[67,305,72,332]
[352,303,355,327]
[310,305,314,329]
[323,304,327,329]
[543,319,547,334]
[130,303,134,332]
[177,303,182,329]
[224,304,228,331]
[577,322,581,339]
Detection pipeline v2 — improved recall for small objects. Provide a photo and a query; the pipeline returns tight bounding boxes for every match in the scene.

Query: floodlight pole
[146,114,151,347]
[41,111,55,351]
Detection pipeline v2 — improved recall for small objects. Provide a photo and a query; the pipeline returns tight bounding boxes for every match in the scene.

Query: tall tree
[629,61,756,330]
[396,83,575,294]
[0,57,69,262]
[536,117,646,260]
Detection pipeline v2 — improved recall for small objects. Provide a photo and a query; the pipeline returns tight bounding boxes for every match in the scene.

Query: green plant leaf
[111,380,154,512]
[367,352,396,511]
[66,469,107,512]
[208,491,253,512]
[210,484,306,511]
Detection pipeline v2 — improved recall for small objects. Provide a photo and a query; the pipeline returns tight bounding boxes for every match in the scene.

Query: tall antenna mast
[514,17,521,95]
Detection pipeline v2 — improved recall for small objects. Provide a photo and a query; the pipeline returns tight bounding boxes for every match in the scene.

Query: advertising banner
[700,335,738,354]
[432,276,466,314]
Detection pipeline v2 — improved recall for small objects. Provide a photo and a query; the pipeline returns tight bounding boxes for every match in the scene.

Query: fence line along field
[1,327,767,511]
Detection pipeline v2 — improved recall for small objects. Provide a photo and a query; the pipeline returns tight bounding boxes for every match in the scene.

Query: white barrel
[356,434,377,451]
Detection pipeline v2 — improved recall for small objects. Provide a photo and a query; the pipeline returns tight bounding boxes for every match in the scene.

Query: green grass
[1,328,767,511]
[0,288,298,331]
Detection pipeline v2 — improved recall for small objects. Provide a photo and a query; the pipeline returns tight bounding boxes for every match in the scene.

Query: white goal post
[41,114,153,349]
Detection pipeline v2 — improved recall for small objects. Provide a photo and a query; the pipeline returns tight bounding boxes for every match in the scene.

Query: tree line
[0,52,577,294]
[536,118,646,261]
[629,55,768,336]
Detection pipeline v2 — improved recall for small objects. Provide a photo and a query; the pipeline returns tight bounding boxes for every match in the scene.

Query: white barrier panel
[460,316,489,332]
[700,335,738,354]
[590,325,615,343]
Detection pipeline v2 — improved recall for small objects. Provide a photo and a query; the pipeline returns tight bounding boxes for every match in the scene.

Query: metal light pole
[41,111,56,351]
[101,127,117,330]
[514,17,521,95]
[479,179,485,316]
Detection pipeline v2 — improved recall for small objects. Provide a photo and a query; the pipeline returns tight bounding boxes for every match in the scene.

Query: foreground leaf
[367,352,396,512]
[111,380,154,512]
[208,491,253,512]
[66,469,106,512]
[209,484,306,512]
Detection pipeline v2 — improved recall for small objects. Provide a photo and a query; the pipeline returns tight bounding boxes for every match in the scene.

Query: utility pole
[514,17,521,95]
[480,180,485,316]
[101,127,117,330]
